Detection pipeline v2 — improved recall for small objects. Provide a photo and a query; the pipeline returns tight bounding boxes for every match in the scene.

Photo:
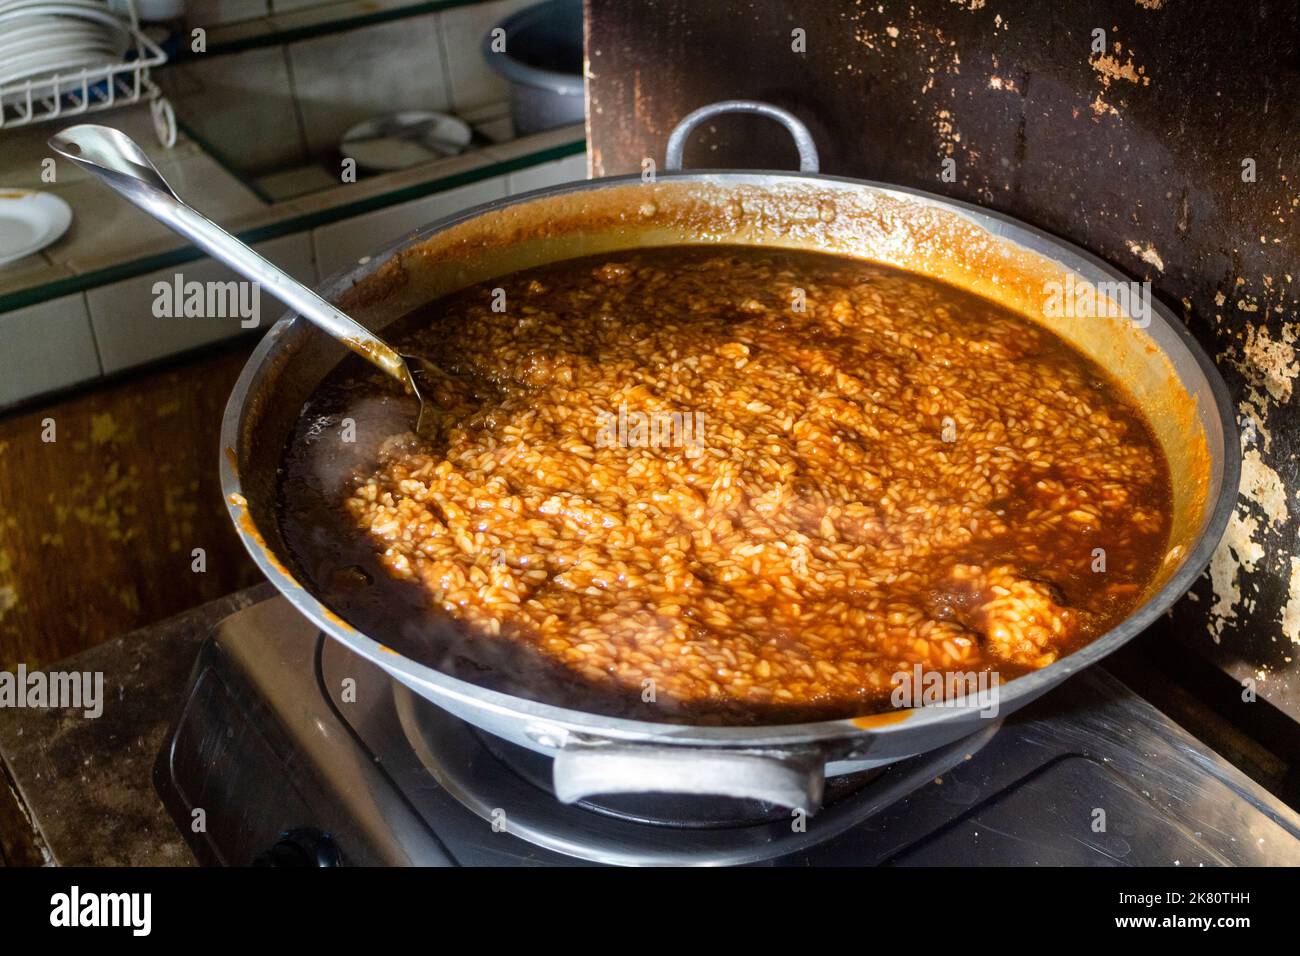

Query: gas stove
[154,598,1300,866]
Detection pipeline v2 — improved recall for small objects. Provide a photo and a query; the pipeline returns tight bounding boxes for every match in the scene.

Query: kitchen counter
[0,105,585,309]
[0,102,585,410]
[0,105,259,302]
[0,584,273,866]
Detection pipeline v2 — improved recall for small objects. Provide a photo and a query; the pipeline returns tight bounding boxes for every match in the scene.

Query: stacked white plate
[0,190,73,266]
[0,0,132,97]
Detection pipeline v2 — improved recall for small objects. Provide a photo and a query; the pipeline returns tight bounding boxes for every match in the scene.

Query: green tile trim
[174,0,488,59]
[0,139,585,314]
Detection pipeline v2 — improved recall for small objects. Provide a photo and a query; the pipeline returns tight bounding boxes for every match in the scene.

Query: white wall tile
[156,47,307,174]
[439,0,536,113]
[86,232,316,374]
[311,176,506,277]
[288,14,450,157]
[505,152,587,194]
[185,0,268,27]
[0,293,101,407]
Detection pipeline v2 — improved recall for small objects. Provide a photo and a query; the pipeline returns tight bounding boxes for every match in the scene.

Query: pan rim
[220,169,1240,749]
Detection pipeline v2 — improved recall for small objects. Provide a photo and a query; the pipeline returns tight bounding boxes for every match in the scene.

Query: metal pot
[482,0,585,135]
[221,101,1238,813]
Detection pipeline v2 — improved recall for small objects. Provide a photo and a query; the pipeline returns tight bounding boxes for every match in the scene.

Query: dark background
[586,0,1300,726]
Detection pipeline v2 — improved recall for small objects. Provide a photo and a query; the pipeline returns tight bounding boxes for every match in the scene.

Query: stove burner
[386,675,998,863]
[472,727,888,828]
[155,598,1300,867]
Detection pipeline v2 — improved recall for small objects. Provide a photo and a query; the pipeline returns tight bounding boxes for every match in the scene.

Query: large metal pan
[220,102,1238,813]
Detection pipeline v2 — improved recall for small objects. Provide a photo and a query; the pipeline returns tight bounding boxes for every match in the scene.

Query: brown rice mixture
[280,246,1172,724]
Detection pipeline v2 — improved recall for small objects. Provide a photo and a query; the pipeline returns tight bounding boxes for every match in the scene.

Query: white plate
[0,12,128,100]
[0,20,117,47]
[341,112,473,172]
[0,10,130,71]
[0,0,117,14]
[0,3,130,32]
[0,16,108,51]
[0,190,72,266]
[1,35,117,69]
[2,34,117,59]
[1,33,117,61]
[0,47,120,87]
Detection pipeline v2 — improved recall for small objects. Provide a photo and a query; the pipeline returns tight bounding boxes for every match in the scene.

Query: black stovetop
[151,598,1300,866]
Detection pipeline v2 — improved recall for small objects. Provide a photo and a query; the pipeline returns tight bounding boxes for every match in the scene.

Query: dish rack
[0,0,174,147]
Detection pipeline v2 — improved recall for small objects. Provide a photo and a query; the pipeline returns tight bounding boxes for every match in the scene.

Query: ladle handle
[47,124,412,390]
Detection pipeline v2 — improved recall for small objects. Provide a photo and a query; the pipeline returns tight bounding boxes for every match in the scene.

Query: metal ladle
[47,124,442,439]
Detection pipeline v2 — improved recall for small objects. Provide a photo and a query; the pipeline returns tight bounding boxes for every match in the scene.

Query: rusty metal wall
[586,0,1300,717]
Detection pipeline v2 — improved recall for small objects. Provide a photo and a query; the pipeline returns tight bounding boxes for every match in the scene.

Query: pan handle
[663,100,820,173]
[552,743,826,812]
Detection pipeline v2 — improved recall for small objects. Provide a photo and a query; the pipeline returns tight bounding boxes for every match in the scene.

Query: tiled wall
[184,0,265,23]
[311,177,504,277]
[158,47,307,173]
[184,0,409,24]
[0,151,587,410]
[0,295,102,409]
[0,0,582,410]
[186,0,268,23]
[86,233,317,374]
[166,0,537,174]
